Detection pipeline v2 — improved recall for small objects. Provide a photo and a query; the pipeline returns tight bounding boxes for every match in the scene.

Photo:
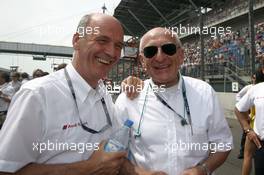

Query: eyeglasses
[143,43,177,58]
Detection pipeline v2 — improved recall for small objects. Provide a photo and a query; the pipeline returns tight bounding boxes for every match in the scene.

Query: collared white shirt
[236,82,264,140]
[0,83,15,112]
[9,81,21,92]
[115,76,233,175]
[0,63,118,173]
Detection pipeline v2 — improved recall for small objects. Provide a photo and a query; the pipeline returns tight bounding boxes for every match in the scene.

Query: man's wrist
[198,163,211,175]
[244,128,253,134]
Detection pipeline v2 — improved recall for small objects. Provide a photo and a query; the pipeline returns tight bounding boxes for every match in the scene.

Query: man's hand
[121,76,144,100]
[247,130,262,149]
[180,166,205,175]
[137,169,168,175]
[0,141,126,175]
[118,158,167,175]
[87,141,127,175]
[148,171,168,175]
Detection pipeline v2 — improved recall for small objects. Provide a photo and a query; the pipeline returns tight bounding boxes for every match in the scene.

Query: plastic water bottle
[104,119,134,152]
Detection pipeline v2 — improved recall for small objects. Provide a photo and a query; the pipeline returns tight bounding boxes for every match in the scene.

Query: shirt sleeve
[235,85,250,102]
[236,89,243,102]
[114,93,129,128]
[0,88,45,173]
[208,88,234,152]
[236,87,254,112]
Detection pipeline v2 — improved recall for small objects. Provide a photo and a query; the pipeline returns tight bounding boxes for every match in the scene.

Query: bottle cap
[124,119,134,128]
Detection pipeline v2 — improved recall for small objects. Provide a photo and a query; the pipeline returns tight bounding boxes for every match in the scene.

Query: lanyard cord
[134,84,150,138]
[64,68,112,134]
[149,83,188,126]
[135,77,193,138]
[182,78,193,134]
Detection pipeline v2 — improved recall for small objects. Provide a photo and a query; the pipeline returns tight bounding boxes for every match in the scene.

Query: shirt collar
[148,73,183,101]
[149,72,183,93]
[65,63,106,103]
[177,72,183,91]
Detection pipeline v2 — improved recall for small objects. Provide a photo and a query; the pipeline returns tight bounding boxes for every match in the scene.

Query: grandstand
[111,0,264,92]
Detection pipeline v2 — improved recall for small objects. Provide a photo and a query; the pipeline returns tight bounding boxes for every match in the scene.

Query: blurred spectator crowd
[182,22,264,77]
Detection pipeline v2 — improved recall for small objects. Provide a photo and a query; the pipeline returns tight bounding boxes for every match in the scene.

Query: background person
[236,74,256,159]
[21,72,30,85]
[235,67,264,175]
[9,72,21,93]
[0,72,15,129]
[32,69,45,78]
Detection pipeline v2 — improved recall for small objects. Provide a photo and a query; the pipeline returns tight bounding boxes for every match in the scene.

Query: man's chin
[152,74,170,82]
[152,78,169,85]
[152,76,179,87]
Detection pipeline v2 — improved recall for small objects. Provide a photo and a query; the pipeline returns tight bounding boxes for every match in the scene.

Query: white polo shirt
[115,76,233,175]
[236,82,264,140]
[0,63,117,172]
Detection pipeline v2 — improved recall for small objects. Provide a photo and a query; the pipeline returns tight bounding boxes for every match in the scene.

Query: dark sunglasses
[143,43,177,58]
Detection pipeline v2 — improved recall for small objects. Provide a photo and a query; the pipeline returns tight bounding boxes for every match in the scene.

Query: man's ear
[72,33,80,50]
[139,54,147,71]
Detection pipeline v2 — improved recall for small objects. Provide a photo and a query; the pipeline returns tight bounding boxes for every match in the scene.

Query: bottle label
[104,139,126,152]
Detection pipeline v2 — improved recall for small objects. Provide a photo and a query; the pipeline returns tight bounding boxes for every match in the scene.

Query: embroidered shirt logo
[62,122,88,130]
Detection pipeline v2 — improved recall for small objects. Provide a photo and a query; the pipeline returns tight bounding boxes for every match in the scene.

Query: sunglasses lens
[162,44,176,56]
[143,46,158,58]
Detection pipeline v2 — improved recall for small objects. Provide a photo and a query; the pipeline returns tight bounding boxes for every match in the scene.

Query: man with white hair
[116,27,233,175]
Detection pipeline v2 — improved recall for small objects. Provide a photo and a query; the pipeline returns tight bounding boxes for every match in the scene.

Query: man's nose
[153,48,166,62]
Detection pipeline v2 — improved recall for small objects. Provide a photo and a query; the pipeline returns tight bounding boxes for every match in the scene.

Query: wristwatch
[199,163,211,175]
[244,128,253,134]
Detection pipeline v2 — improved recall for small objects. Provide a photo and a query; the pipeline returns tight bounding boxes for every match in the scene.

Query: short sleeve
[0,89,45,173]
[114,93,129,129]
[236,87,254,112]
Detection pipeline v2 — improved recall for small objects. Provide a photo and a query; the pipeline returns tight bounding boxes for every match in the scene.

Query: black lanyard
[134,77,193,139]
[64,68,112,134]
[152,78,193,133]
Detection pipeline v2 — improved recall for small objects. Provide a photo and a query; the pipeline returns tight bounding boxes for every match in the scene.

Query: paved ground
[215,118,254,175]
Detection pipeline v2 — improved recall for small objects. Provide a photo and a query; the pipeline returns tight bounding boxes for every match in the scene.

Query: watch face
[201,163,210,175]
[245,128,252,134]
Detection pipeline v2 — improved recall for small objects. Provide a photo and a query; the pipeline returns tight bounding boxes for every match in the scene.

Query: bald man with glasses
[115,27,233,175]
